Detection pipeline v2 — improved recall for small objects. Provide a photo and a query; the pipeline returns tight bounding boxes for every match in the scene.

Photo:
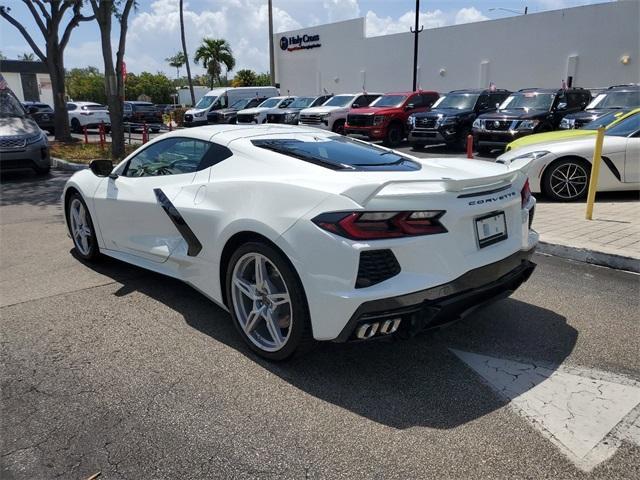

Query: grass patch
[50,142,139,163]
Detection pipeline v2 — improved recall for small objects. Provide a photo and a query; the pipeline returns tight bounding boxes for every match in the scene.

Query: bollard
[169,113,173,132]
[83,125,88,144]
[143,122,148,144]
[466,134,474,159]
[128,123,132,144]
[585,127,606,220]
[99,121,105,150]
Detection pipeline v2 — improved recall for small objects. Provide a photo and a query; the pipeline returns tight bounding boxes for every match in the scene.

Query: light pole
[268,0,275,85]
[488,7,528,15]
[410,0,423,91]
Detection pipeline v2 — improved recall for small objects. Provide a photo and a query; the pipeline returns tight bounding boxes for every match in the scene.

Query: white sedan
[67,101,111,133]
[497,111,640,201]
[63,125,538,360]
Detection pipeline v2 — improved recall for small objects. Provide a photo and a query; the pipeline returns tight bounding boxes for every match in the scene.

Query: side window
[124,137,213,177]
[492,93,509,106]
[363,95,379,106]
[279,98,295,108]
[67,103,77,111]
[476,94,490,110]
[408,95,423,108]
[219,95,228,108]
[566,93,581,109]
[424,93,439,107]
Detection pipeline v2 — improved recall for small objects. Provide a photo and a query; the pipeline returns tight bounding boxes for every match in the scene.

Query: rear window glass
[84,104,107,111]
[252,136,420,171]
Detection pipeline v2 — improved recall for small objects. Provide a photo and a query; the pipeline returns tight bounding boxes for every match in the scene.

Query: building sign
[280,33,321,52]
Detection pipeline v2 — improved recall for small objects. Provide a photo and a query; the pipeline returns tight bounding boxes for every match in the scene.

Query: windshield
[582,111,629,130]
[288,97,316,109]
[587,91,640,109]
[0,90,26,117]
[258,97,282,108]
[322,95,355,107]
[252,136,420,171]
[500,92,555,111]
[432,94,479,110]
[370,95,408,108]
[195,95,217,109]
[604,113,639,137]
[231,98,252,109]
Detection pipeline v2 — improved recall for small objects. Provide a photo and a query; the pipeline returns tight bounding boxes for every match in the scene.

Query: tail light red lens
[521,179,532,208]
[313,211,447,240]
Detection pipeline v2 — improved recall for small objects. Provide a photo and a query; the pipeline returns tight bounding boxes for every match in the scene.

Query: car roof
[448,89,510,94]
[382,91,437,96]
[516,88,590,94]
[69,101,103,106]
[605,84,640,92]
[125,101,153,105]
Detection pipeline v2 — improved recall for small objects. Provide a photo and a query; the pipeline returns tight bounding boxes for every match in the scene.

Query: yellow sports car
[505,108,638,151]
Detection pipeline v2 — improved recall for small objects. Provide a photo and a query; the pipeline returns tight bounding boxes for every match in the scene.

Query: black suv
[207,97,267,124]
[266,95,333,124]
[472,88,591,153]
[407,89,510,150]
[22,101,55,134]
[560,84,639,129]
[123,101,163,131]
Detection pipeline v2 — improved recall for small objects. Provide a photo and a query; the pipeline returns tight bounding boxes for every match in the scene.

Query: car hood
[563,109,614,121]
[349,106,401,115]
[185,108,208,116]
[269,108,303,115]
[417,108,474,119]
[498,134,625,163]
[300,106,344,115]
[238,107,273,115]
[479,109,548,121]
[0,116,41,136]
[212,108,238,115]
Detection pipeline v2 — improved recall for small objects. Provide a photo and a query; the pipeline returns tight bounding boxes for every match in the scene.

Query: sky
[0,0,610,78]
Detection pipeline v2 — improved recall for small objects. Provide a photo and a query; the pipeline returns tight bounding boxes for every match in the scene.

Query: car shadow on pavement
[84,258,577,431]
[0,170,68,207]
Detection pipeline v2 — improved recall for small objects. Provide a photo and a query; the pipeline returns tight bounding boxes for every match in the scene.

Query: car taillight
[312,211,447,240]
[521,179,531,208]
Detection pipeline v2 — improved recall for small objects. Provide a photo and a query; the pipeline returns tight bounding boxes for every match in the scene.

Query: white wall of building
[275,1,639,95]
[0,71,53,105]
[2,72,24,99]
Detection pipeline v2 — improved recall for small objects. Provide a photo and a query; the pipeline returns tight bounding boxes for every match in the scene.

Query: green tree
[124,71,174,103]
[165,51,186,78]
[0,51,6,60]
[194,38,235,89]
[66,67,106,103]
[232,69,257,87]
[20,52,35,61]
[255,72,272,86]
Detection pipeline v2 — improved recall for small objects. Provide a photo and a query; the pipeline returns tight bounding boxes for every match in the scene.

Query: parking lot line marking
[450,349,640,472]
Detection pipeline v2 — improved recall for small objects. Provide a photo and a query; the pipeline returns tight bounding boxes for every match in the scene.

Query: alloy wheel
[231,252,293,352]
[549,162,588,200]
[69,198,93,256]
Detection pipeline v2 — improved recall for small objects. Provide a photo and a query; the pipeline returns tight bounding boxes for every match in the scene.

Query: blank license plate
[475,212,507,248]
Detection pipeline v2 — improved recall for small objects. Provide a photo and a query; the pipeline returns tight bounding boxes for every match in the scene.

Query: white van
[184,86,279,127]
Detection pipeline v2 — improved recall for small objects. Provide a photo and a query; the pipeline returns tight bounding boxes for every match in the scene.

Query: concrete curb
[537,241,640,273]
[51,157,88,171]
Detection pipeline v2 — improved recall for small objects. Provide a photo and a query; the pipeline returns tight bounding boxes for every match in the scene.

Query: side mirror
[557,102,567,111]
[495,103,500,109]
[89,159,114,177]
[352,103,361,108]
[405,103,415,111]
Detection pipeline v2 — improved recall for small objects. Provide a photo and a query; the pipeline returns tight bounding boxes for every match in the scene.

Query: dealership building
[274,1,639,95]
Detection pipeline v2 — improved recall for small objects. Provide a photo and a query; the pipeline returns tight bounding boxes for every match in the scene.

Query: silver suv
[0,86,50,175]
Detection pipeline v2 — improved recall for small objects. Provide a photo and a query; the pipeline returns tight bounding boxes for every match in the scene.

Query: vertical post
[169,112,173,132]
[143,122,148,144]
[410,0,423,91]
[466,135,474,159]
[83,126,88,144]
[99,121,105,150]
[128,123,132,144]
[268,0,275,85]
[585,127,605,220]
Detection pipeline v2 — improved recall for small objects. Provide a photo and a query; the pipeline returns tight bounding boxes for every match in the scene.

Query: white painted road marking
[451,349,640,472]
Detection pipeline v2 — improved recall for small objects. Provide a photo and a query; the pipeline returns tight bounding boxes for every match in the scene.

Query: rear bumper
[335,247,536,342]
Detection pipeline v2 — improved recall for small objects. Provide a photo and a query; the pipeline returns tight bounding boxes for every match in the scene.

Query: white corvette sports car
[497,111,640,201]
[63,125,538,360]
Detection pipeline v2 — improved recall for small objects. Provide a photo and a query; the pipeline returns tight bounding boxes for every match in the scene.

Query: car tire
[411,143,424,150]
[383,123,403,147]
[542,157,591,202]
[71,118,82,133]
[66,192,100,261]
[226,241,313,361]
[331,120,345,135]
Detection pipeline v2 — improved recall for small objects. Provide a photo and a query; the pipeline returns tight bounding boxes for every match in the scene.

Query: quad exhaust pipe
[355,318,402,340]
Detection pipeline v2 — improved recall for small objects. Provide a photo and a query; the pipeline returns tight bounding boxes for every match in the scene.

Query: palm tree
[232,69,257,87]
[180,0,195,106]
[194,38,235,89]
[20,52,35,61]
[165,51,186,79]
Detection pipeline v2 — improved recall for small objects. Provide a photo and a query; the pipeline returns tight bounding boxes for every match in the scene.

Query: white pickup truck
[298,93,381,134]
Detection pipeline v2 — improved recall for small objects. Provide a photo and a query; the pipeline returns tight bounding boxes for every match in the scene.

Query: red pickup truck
[344,90,439,146]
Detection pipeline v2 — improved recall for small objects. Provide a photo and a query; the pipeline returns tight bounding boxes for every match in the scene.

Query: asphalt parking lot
[1,171,639,480]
